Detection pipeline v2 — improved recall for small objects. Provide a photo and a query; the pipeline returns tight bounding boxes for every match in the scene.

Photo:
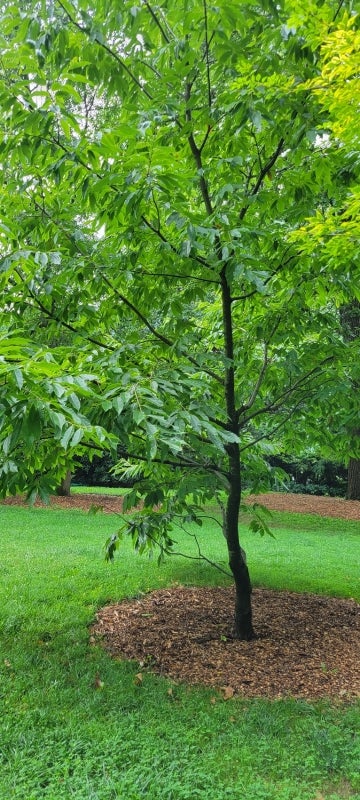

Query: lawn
[0,500,359,800]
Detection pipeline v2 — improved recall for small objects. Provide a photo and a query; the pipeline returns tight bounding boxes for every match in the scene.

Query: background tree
[289,13,360,498]
[0,0,358,638]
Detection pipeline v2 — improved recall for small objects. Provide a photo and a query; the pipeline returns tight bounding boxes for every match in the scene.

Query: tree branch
[140,269,218,284]
[185,81,214,216]
[239,393,311,453]
[130,523,232,578]
[143,0,171,43]
[203,0,212,110]
[239,137,285,221]
[332,0,345,23]
[118,447,226,474]
[231,252,298,303]
[236,319,281,417]
[251,137,285,197]
[55,0,154,101]
[141,214,213,270]
[20,291,114,351]
[99,271,224,384]
[237,347,269,419]
[239,357,334,426]
[28,190,223,385]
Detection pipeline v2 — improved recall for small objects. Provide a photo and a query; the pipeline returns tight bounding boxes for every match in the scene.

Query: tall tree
[0,0,358,638]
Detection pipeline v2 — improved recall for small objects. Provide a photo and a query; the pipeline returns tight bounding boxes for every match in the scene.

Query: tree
[0,0,358,638]
[289,15,360,497]
[340,302,360,500]
[56,469,72,496]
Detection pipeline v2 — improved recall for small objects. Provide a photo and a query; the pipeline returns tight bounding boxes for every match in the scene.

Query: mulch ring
[3,490,359,699]
[91,586,360,700]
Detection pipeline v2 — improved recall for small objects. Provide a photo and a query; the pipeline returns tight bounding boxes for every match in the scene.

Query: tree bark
[224,442,255,640]
[220,268,255,640]
[56,470,72,496]
[340,303,360,500]
[347,456,360,500]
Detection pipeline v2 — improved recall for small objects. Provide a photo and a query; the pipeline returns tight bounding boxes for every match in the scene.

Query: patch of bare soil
[91,586,359,700]
[3,490,359,699]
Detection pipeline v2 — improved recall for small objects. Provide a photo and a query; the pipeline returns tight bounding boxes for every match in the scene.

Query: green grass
[0,500,359,800]
[72,485,129,495]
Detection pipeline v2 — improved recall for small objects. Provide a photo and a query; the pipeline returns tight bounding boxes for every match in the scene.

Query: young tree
[0,0,358,638]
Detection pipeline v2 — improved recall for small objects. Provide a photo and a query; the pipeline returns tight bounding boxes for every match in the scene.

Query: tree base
[234,611,256,641]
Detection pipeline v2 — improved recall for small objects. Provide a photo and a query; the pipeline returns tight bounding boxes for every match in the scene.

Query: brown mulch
[2,490,360,519]
[3,490,360,699]
[247,492,360,521]
[91,586,360,700]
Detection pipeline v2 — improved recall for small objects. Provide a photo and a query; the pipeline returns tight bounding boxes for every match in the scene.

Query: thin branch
[133,524,232,578]
[56,0,154,101]
[119,447,226,474]
[332,0,345,23]
[199,125,212,153]
[35,134,215,275]
[240,375,339,453]
[185,81,214,216]
[251,128,263,172]
[99,273,174,348]
[239,357,334,426]
[29,194,223,384]
[151,189,161,232]
[143,0,170,43]
[141,214,214,270]
[237,346,269,419]
[250,137,285,198]
[188,131,214,215]
[171,542,232,578]
[203,0,212,110]
[140,269,218,284]
[239,137,285,221]
[20,292,114,351]
[239,394,309,453]
[231,252,298,303]
[236,319,280,417]
[29,130,215,273]
[99,270,223,384]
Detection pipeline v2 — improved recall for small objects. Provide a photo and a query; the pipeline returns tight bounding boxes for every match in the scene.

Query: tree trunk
[188,125,255,639]
[224,442,255,640]
[341,304,360,500]
[347,457,360,500]
[56,470,72,496]
[220,267,255,640]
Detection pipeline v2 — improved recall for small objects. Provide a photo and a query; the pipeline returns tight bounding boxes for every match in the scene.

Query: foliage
[73,450,136,487]
[288,12,360,467]
[269,455,348,497]
[0,0,359,633]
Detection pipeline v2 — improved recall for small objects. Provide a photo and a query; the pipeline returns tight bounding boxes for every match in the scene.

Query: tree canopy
[0,0,359,635]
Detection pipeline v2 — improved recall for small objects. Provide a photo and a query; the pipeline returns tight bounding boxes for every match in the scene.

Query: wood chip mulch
[2,490,360,520]
[91,586,360,700]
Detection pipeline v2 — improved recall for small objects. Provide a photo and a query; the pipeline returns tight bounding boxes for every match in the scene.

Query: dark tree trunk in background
[347,456,360,500]
[56,470,72,496]
[340,303,360,501]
